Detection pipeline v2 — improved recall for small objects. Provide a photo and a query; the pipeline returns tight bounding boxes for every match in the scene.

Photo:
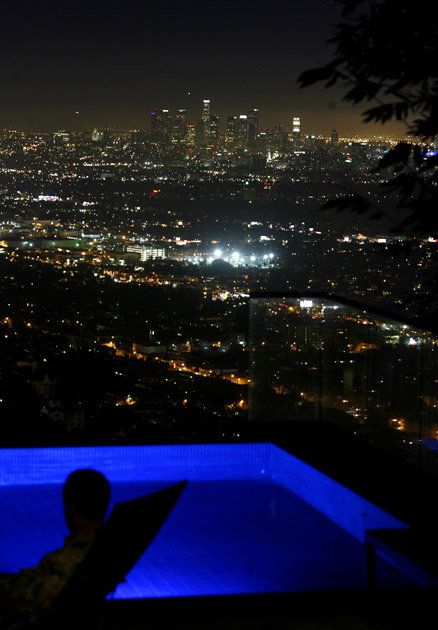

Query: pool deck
[103,588,429,630]
[105,614,377,630]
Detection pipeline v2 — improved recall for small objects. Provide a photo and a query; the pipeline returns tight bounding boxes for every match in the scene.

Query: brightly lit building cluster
[126,244,166,261]
[186,248,276,267]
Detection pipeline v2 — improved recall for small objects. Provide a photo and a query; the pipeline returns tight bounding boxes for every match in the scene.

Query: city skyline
[1,0,406,135]
[0,93,408,139]
[1,96,407,140]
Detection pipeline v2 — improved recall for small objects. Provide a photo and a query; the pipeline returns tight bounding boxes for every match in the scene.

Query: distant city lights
[185,249,276,267]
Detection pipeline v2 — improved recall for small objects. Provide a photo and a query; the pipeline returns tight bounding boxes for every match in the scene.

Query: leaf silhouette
[297,65,336,88]
[373,143,412,172]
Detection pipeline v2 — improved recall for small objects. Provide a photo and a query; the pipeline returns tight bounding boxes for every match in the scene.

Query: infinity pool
[0,444,408,598]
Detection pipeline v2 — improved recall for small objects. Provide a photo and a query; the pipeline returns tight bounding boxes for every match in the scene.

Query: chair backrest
[35,481,188,628]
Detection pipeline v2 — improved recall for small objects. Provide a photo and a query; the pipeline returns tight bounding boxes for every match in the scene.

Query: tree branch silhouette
[298,0,438,317]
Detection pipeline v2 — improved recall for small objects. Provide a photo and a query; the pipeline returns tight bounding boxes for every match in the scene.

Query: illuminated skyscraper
[173,109,187,144]
[269,124,287,153]
[256,131,268,155]
[209,115,220,146]
[226,116,237,148]
[199,98,219,147]
[202,99,211,124]
[150,109,172,144]
[226,113,254,152]
[237,115,249,151]
[201,99,212,146]
[186,123,196,147]
[292,116,301,139]
[247,109,259,149]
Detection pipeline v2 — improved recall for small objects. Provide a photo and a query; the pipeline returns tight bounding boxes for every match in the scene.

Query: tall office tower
[150,109,172,144]
[270,124,287,153]
[208,115,220,146]
[237,115,249,151]
[202,99,211,124]
[247,109,259,149]
[256,131,268,155]
[226,116,237,148]
[292,116,301,139]
[331,129,340,143]
[202,99,211,146]
[195,119,205,146]
[173,109,187,144]
[186,123,196,147]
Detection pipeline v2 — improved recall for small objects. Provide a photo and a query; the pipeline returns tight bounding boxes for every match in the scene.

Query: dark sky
[1,0,404,136]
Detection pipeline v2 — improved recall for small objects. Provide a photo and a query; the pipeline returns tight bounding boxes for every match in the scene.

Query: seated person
[0,469,111,629]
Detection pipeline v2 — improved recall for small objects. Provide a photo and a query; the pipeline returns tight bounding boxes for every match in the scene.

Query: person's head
[63,469,111,536]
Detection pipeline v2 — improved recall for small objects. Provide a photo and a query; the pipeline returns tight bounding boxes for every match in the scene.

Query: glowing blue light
[0,444,407,598]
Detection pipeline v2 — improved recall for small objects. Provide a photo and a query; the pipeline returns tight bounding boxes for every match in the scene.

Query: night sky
[1,0,403,135]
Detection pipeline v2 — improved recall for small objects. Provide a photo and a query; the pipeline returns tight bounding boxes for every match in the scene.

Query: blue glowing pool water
[0,444,408,598]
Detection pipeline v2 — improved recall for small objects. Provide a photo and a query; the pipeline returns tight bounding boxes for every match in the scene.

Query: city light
[0,95,434,473]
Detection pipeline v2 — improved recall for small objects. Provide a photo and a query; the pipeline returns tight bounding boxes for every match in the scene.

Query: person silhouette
[0,469,111,629]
